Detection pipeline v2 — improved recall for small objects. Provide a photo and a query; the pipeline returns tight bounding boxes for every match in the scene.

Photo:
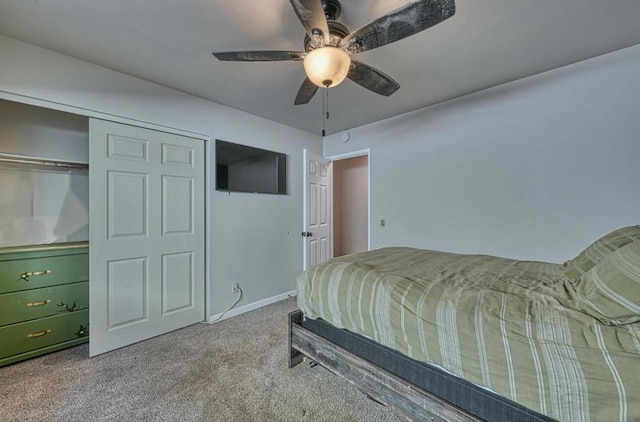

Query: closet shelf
[0,153,88,170]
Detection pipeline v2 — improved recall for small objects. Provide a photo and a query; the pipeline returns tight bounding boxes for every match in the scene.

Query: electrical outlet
[231,282,240,294]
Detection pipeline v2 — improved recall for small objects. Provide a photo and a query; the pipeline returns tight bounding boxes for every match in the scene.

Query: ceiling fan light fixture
[212,0,455,104]
[303,47,351,88]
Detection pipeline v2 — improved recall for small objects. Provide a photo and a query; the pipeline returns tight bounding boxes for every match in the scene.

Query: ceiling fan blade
[212,51,305,62]
[289,0,330,45]
[295,77,319,105]
[347,61,400,97]
[339,0,455,54]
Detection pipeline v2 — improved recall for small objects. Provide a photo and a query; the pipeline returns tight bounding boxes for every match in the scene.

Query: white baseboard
[206,289,297,324]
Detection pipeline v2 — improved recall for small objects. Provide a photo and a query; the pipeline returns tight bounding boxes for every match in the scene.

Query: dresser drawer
[0,246,88,294]
[0,310,89,360]
[0,281,88,326]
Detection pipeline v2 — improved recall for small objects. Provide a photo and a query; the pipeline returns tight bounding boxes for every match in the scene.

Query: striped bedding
[296,247,640,422]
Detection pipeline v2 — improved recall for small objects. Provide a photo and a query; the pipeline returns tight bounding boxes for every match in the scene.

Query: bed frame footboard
[288,310,480,422]
[288,310,305,368]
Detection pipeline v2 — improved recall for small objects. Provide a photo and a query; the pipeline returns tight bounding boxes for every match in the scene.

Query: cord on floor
[208,287,243,323]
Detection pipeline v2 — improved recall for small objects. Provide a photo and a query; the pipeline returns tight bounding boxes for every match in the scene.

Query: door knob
[301,232,313,237]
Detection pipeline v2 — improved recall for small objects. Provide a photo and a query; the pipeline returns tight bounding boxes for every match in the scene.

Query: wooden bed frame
[288,310,480,422]
[289,310,557,422]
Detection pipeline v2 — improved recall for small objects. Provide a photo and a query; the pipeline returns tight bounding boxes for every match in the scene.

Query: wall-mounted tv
[216,140,287,195]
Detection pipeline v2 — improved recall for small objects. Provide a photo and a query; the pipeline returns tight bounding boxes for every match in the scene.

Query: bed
[289,226,640,422]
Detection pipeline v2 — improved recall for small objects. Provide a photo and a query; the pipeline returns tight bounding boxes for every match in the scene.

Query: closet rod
[0,153,89,170]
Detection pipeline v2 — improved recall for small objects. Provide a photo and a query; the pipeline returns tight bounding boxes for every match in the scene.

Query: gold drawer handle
[27,299,52,307]
[26,329,52,338]
[19,270,52,281]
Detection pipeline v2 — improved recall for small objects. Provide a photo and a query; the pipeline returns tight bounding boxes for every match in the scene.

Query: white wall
[333,156,368,256]
[0,100,90,247]
[325,44,640,263]
[0,168,89,247]
[0,35,322,318]
[0,100,89,163]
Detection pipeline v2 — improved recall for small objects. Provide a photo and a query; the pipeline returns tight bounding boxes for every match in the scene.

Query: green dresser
[0,242,89,366]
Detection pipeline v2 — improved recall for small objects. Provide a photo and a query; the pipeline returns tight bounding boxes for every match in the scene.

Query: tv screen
[216,140,287,195]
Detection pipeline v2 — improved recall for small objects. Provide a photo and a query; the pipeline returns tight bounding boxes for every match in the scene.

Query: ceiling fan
[212,0,455,105]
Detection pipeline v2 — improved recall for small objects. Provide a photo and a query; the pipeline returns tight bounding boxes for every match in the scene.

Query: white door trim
[327,148,371,251]
[204,139,212,321]
[0,89,209,140]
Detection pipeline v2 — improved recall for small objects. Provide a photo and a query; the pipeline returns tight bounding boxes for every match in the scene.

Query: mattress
[296,247,640,422]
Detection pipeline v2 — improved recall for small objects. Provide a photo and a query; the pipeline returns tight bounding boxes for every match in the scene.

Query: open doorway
[331,153,369,257]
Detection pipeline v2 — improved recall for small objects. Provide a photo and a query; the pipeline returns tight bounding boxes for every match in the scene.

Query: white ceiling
[1,0,640,135]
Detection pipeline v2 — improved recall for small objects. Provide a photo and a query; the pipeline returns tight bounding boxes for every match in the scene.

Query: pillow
[563,225,640,281]
[574,240,640,325]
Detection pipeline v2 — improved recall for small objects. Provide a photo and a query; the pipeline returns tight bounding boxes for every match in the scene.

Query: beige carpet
[0,298,404,421]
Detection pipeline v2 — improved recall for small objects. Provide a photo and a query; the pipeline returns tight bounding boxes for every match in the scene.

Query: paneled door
[303,149,332,269]
[89,119,205,356]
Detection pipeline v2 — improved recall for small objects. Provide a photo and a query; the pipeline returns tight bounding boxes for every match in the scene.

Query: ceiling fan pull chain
[322,86,326,137]
[326,88,330,120]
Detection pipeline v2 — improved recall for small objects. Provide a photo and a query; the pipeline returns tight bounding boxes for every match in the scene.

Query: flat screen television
[216,140,287,195]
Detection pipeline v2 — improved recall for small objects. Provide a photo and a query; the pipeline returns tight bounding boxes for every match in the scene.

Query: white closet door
[89,119,205,356]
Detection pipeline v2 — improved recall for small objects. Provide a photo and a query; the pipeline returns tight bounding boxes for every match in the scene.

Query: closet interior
[0,99,90,366]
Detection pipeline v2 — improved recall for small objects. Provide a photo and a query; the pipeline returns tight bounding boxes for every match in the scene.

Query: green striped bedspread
[296,247,640,422]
